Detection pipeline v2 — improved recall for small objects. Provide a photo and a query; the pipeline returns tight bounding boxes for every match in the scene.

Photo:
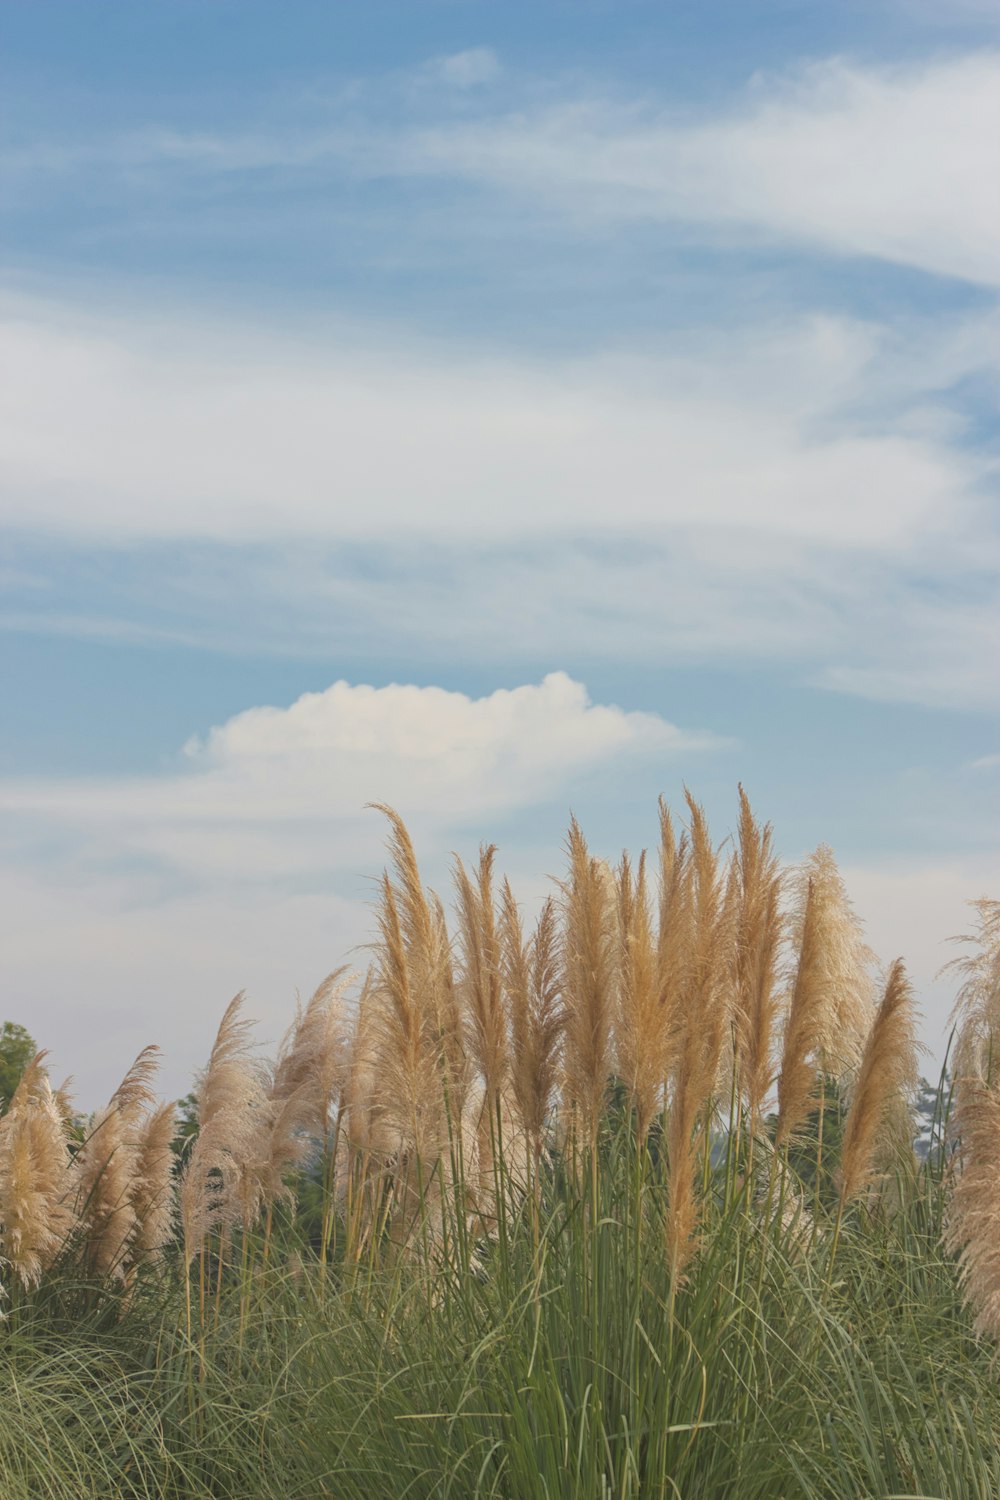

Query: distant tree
[0,1020,38,1113]
[173,1089,201,1157]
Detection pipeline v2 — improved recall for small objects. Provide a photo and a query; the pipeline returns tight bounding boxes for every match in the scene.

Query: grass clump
[0,789,998,1498]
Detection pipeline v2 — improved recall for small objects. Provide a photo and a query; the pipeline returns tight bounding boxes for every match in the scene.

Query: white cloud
[402,54,1000,286]
[0,672,720,882]
[3,287,998,710]
[0,295,982,550]
[10,54,998,286]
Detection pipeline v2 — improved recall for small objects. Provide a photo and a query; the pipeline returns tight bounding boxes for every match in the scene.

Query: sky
[1,0,998,1105]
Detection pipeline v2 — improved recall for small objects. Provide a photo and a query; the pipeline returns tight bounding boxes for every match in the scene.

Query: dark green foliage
[0,1020,37,1112]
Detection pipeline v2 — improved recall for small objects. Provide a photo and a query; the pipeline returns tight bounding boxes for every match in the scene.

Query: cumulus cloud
[0,672,721,882]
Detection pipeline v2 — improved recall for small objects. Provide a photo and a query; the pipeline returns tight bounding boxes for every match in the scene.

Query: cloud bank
[2,291,997,711]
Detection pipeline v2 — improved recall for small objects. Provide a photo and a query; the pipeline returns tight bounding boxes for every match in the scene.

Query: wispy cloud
[3,288,998,709]
[421,48,502,90]
[0,294,985,546]
[6,54,999,286]
[404,54,1000,287]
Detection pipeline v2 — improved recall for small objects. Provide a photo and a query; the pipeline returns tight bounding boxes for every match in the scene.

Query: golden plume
[944,1077,1000,1348]
[179,994,267,1261]
[839,959,920,1203]
[946,898,1000,1085]
[559,816,617,1152]
[731,787,784,1135]
[500,884,563,1175]
[615,849,665,1144]
[0,1055,76,1288]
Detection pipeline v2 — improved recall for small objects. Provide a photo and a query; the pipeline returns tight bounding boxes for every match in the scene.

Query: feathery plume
[500,885,563,1172]
[0,1056,76,1288]
[367,803,437,985]
[455,845,509,1209]
[776,876,825,1146]
[683,789,735,1113]
[615,850,666,1143]
[839,959,920,1203]
[657,823,691,1092]
[70,1047,161,1281]
[731,787,784,1133]
[179,994,267,1261]
[271,968,351,1138]
[944,1078,1000,1348]
[657,796,678,957]
[370,872,444,1167]
[454,846,507,1101]
[367,806,465,1216]
[665,792,733,1278]
[128,1101,177,1267]
[559,817,617,1151]
[946,898,1000,1085]
[776,848,876,1145]
[342,972,384,1166]
[428,891,470,1117]
[236,1084,317,1229]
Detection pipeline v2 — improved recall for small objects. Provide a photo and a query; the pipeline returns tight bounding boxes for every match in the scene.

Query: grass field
[1,793,997,1499]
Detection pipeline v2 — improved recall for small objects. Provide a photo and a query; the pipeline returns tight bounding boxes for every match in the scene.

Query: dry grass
[2,787,996,1380]
[946,898,1000,1085]
[839,958,920,1204]
[945,1076,1000,1345]
[0,1055,75,1289]
[559,817,618,1153]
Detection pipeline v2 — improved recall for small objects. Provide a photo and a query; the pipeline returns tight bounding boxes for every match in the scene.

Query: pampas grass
[0,1055,75,1289]
[8,790,1000,1500]
[271,968,350,1138]
[615,850,664,1145]
[500,884,563,1179]
[71,1046,161,1281]
[776,848,875,1147]
[454,845,508,1198]
[945,1077,1000,1346]
[947,897,1000,1085]
[179,994,266,1261]
[731,787,784,1139]
[664,791,736,1277]
[560,816,617,1153]
[839,959,920,1204]
[128,1101,177,1268]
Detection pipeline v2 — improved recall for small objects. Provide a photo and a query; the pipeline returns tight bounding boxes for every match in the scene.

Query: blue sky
[1,0,998,1102]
